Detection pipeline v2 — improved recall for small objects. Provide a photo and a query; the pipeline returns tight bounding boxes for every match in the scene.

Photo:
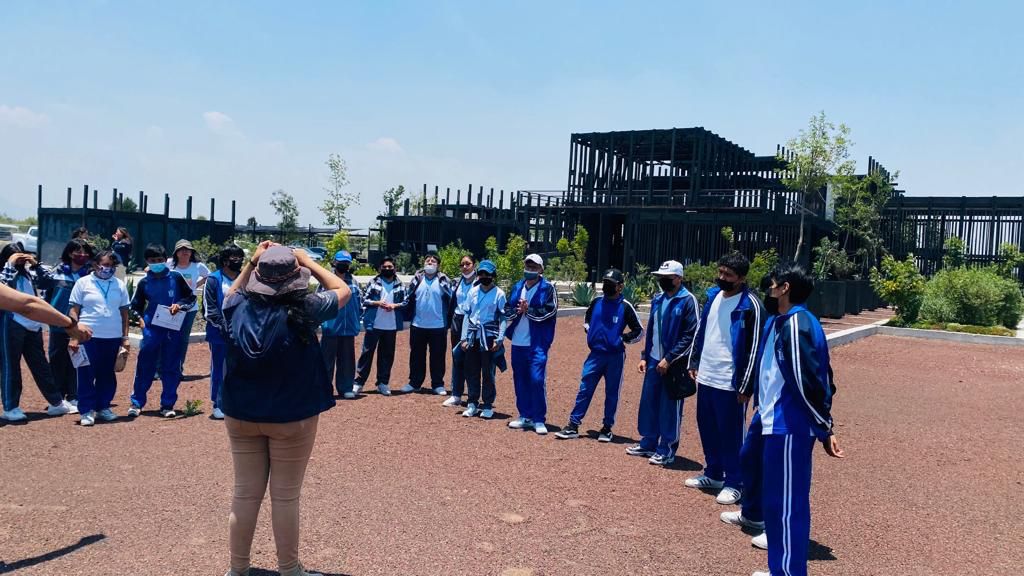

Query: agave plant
[571,282,596,306]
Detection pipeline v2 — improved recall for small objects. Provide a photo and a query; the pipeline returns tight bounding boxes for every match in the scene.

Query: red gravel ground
[1,317,1022,575]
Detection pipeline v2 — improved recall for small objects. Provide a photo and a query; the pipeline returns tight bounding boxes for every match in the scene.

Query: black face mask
[763,295,779,315]
[716,278,736,292]
[226,260,243,273]
[478,276,494,286]
[602,282,618,297]
[658,277,677,292]
[335,263,350,274]
[380,269,395,279]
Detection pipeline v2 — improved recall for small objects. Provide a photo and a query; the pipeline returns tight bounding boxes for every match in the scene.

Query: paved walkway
[819,307,892,334]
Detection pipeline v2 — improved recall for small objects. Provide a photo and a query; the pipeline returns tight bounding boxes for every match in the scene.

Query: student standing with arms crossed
[354,257,406,396]
[685,252,765,505]
[555,268,643,443]
[504,254,558,435]
[747,262,844,576]
[626,260,700,466]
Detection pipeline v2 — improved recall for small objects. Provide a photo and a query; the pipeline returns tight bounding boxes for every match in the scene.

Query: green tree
[781,111,856,261]
[832,169,896,274]
[381,185,406,216]
[270,189,299,243]
[108,197,139,212]
[322,230,350,267]
[320,153,359,229]
[994,242,1024,281]
[246,216,258,228]
[721,226,735,251]
[437,241,473,279]
[485,234,525,292]
[189,236,220,266]
[812,237,855,280]
[942,236,966,269]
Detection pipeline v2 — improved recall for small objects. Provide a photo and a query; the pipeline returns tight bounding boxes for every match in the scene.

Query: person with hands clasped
[127,243,196,418]
[399,251,454,395]
[626,260,700,467]
[457,260,507,419]
[68,250,130,426]
[354,257,406,396]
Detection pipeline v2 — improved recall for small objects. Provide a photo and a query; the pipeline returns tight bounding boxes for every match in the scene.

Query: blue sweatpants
[510,344,548,423]
[209,341,227,409]
[696,384,747,489]
[76,337,120,414]
[131,325,183,409]
[739,410,765,523]
[637,358,684,457]
[763,433,815,576]
[568,349,626,428]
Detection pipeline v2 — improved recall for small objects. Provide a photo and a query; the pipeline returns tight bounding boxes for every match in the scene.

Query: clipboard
[151,305,186,331]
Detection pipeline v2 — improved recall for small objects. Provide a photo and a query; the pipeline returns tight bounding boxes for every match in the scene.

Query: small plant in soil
[184,399,203,417]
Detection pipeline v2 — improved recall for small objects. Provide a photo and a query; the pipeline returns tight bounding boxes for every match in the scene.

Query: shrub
[942,236,966,269]
[571,282,596,306]
[352,264,377,276]
[748,248,779,296]
[811,237,854,280]
[437,240,473,279]
[624,263,656,306]
[394,252,415,274]
[684,262,718,307]
[994,242,1024,281]
[908,321,1016,337]
[870,254,925,325]
[189,236,220,267]
[920,266,1023,329]
[484,234,525,293]
[324,230,349,258]
[545,225,590,282]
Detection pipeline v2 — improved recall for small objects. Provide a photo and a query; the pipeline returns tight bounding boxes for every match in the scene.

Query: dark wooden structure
[36,185,236,265]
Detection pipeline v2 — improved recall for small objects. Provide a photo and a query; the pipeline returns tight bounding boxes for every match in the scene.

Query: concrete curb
[876,325,1024,347]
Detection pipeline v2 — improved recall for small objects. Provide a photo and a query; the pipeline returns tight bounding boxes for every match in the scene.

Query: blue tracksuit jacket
[687,285,766,395]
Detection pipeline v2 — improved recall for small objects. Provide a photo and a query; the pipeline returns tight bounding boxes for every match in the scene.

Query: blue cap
[333,250,352,263]
[477,259,497,274]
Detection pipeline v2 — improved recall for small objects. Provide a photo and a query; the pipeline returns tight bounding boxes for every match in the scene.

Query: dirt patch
[1,320,1022,575]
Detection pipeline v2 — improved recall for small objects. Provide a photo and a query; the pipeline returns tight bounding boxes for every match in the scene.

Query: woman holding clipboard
[68,250,131,426]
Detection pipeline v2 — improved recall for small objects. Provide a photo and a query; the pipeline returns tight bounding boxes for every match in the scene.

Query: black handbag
[664,360,696,400]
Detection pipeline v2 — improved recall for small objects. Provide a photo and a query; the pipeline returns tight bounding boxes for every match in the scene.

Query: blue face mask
[95,266,115,280]
[523,270,539,281]
[149,262,167,274]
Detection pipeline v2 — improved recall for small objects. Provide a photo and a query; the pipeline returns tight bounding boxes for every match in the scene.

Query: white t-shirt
[374,280,398,331]
[511,283,539,346]
[168,260,210,295]
[649,298,669,361]
[697,292,741,391]
[69,275,130,338]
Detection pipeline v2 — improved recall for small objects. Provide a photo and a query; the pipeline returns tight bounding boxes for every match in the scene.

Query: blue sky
[2,0,1022,229]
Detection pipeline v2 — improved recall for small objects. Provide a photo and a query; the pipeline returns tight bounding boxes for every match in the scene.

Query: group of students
[0,233,213,425]
[316,248,843,576]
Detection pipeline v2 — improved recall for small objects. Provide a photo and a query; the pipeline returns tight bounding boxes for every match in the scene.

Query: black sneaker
[554,424,579,439]
[597,426,613,443]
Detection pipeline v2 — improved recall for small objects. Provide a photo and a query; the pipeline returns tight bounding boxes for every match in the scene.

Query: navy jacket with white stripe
[687,285,767,396]
[642,286,700,366]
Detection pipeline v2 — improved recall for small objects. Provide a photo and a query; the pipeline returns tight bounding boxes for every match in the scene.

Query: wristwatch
[64,316,78,330]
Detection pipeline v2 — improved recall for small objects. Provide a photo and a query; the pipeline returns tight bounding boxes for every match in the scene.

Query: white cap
[652,260,684,277]
[524,254,544,268]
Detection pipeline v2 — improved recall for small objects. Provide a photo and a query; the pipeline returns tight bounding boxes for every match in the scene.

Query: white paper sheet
[70,346,90,368]
[151,305,186,331]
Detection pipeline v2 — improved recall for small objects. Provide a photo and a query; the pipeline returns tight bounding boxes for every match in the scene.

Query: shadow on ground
[0,534,106,574]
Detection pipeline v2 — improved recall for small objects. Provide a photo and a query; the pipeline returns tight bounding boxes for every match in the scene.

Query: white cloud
[367,136,403,153]
[203,111,234,133]
[0,105,49,127]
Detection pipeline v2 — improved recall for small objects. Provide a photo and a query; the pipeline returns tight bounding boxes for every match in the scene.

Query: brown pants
[225,415,319,573]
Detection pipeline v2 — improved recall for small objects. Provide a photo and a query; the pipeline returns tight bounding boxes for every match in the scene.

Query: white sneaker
[399,384,417,393]
[127,405,141,417]
[433,386,447,396]
[47,399,77,415]
[80,411,96,426]
[462,403,479,417]
[1,407,27,421]
[533,422,548,435]
[480,408,495,419]
[352,383,364,394]
[98,408,118,422]
[212,407,226,419]
[716,487,742,505]
[69,399,79,408]
[648,453,675,466]
[507,417,532,429]
[684,474,725,490]
[720,510,765,530]
[377,384,392,396]
[160,408,177,418]
[342,392,356,400]
[442,395,462,407]
[751,532,768,550]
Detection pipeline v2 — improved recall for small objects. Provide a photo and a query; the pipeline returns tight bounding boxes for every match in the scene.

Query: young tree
[107,197,139,212]
[381,185,406,216]
[270,189,299,243]
[320,153,359,229]
[782,112,856,261]
[246,216,258,228]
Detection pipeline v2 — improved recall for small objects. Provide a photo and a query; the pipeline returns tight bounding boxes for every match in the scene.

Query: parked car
[0,224,18,252]
[13,226,38,254]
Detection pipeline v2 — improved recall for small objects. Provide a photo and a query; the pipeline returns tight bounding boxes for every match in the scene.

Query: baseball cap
[652,260,684,277]
[247,246,311,296]
[524,254,544,268]
[173,239,194,253]
[333,250,353,263]
[602,268,624,283]
[477,259,497,274]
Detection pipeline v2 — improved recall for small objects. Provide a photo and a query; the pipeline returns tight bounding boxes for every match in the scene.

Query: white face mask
[424,264,438,275]
[462,270,475,279]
